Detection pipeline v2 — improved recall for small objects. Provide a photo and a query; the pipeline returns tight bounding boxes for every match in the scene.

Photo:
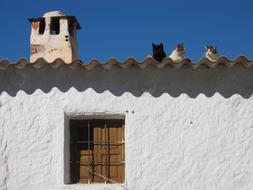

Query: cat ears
[176,43,185,51]
[152,43,164,48]
[204,45,217,52]
[152,43,183,49]
[177,43,184,47]
[204,45,217,49]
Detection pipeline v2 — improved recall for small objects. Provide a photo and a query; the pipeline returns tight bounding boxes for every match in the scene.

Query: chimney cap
[28,11,81,30]
[43,11,65,18]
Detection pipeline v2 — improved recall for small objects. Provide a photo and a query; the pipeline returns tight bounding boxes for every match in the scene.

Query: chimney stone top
[43,11,65,18]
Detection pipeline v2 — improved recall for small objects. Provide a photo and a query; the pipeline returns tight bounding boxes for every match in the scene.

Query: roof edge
[0,56,253,71]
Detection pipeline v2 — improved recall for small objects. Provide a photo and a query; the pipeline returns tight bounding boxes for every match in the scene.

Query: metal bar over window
[69,119,125,185]
[87,121,92,183]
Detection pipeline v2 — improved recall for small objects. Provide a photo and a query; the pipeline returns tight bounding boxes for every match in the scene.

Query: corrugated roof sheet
[0,56,253,71]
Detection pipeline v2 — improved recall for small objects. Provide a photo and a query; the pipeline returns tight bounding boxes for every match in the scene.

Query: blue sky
[0,0,252,62]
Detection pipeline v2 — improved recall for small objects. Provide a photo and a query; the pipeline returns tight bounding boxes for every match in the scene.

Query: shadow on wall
[1,64,253,98]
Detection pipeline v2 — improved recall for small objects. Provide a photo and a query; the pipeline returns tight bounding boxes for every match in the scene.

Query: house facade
[0,11,253,190]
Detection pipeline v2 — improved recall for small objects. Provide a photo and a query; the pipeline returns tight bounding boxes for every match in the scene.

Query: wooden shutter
[70,119,125,184]
[70,120,94,183]
[92,120,125,183]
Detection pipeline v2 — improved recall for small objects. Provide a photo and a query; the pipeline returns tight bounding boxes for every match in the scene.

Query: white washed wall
[0,65,253,190]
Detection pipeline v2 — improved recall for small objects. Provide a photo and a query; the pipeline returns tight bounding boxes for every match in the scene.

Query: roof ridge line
[0,56,253,70]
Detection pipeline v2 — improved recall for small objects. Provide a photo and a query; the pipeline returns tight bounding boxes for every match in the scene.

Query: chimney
[28,11,81,63]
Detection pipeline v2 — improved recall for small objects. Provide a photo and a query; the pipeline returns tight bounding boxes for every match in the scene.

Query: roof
[0,56,252,71]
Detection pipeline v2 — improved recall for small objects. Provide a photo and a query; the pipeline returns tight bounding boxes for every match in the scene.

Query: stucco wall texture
[29,11,79,63]
[0,65,253,190]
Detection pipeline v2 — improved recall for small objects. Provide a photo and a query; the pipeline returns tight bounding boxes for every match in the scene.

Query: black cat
[152,43,167,62]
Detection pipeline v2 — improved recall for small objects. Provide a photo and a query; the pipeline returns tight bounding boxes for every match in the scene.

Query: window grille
[69,119,125,184]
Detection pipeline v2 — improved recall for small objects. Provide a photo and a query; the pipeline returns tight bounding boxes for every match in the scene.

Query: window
[68,22,75,36]
[50,17,60,35]
[39,18,45,35]
[69,119,125,184]
[68,21,77,37]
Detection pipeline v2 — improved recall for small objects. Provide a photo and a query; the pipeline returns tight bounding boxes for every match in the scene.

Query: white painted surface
[43,11,65,18]
[0,66,253,190]
[30,11,78,63]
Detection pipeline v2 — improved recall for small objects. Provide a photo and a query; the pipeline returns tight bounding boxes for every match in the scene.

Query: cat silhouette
[169,43,185,63]
[152,43,167,62]
[204,45,219,62]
